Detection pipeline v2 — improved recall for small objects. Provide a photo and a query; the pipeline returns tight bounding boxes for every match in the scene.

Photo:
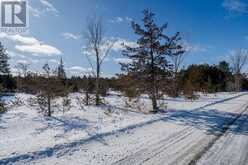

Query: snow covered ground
[197,108,248,165]
[0,92,248,165]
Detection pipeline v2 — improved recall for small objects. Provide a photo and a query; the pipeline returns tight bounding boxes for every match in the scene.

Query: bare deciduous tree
[16,62,30,78]
[84,16,115,105]
[170,53,186,97]
[169,33,197,97]
[230,49,248,92]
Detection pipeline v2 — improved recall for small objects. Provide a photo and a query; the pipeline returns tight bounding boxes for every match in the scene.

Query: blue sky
[1,0,248,77]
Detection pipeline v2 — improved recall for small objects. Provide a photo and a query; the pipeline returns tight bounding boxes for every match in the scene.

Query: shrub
[37,93,50,116]
[0,101,6,113]
[10,96,24,107]
[62,96,72,113]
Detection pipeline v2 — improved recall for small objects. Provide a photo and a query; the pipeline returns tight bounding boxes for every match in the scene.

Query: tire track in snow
[113,126,195,165]
[147,103,248,165]
[113,95,248,165]
[0,93,247,165]
[188,103,248,165]
[195,107,248,165]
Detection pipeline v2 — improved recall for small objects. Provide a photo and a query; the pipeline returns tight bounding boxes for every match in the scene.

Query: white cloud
[69,66,91,72]
[29,0,59,17]
[82,49,93,56]
[67,66,93,76]
[62,33,81,40]
[125,17,133,22]
[109,17,133,24]
[40,0,59,15]
[15,43,61,56]
[7,51,26,58]
[102,73,116,78]
[0,33,39,45]
[16,59,30,65]
[112,38,137,52]
[30,59,39,64]
[82,38,136,58]
[113,58,132,64]
[0,33,62,56]
[49,59,59,64]
[11,57,40,66]
[222,0,248,14]
[114,17,124,23]
[181,41,207,53]
[28,5,42,17]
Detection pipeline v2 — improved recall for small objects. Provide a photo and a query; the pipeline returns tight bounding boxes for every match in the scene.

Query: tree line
[0,9,248,114]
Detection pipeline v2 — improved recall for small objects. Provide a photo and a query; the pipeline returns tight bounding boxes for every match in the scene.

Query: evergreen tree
[38,63,65,116]
[121,9,184,113]
[218,61,231,74]
[0,42,10,75]
[57,57,66,79]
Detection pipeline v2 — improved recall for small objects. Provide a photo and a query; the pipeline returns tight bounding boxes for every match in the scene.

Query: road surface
[1,94,248,165]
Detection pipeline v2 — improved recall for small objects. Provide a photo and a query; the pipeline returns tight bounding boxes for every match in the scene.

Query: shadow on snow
[0,93,248,164]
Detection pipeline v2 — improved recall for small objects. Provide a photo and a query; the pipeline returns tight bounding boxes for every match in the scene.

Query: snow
[197,109,248,165]
[0,92,248,165]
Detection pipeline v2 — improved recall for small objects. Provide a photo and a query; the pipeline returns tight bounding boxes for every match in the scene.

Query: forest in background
[0,9,248,115]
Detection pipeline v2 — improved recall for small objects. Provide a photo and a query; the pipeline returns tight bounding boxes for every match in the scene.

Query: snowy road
[114,96,248,165]
[197,109,248,165]
[1,93,248,165]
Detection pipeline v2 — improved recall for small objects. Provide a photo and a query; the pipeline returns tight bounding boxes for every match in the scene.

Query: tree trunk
[151,93,158,113]
[150,50,158,113]
[173,67,180,97]
[95,53,100,106]
[235,74,241,92]
[172,77,178,97]
[85,91,89,106]
[47,95,51,117]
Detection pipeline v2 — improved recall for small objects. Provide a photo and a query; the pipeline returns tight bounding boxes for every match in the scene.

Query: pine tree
[0,42,10,75]
[57,57,66,79]
[121,9,184,113]
[218,61,231,74]
[38,63,65,117]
